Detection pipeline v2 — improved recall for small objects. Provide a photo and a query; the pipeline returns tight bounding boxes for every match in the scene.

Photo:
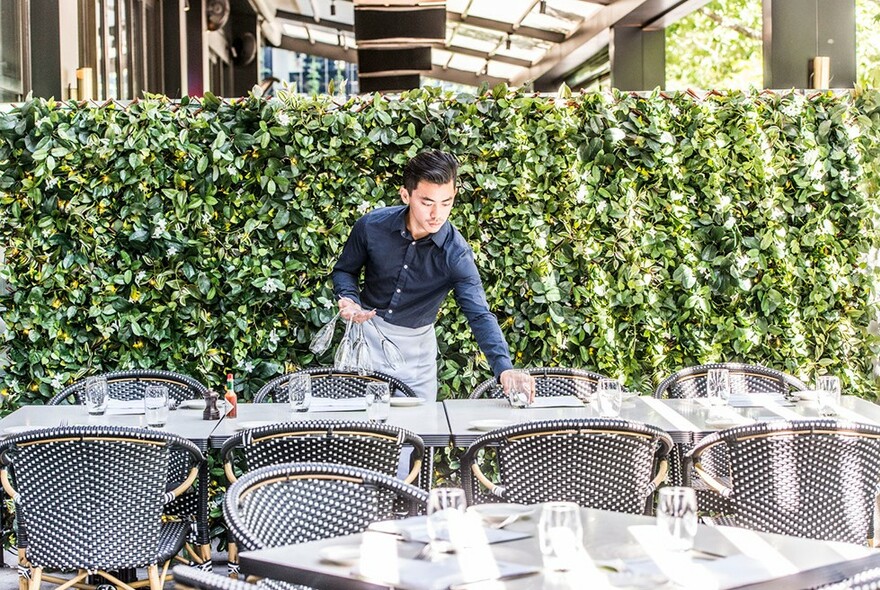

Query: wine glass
[333,316,355,370]
[426,488,467,555]
[309,310,341,355]
[365,382,390,423]
[597,378,622,417]
[288,373,312,412]
[368,319,405,370]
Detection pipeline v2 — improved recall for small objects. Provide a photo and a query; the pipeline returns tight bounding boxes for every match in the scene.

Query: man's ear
[399,187,409,204]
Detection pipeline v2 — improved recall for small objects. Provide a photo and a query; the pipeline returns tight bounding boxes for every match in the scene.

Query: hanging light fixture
[505,34,512,50]
[331,0,337,16]
[539,0,546,14]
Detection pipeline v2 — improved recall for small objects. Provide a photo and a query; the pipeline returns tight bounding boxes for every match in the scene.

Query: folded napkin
[353,557,540,590]
[528,396,585,408]
[368,519,530,545]
[728,393,789,408]
[105,399,145,415]
[309,398,367,412]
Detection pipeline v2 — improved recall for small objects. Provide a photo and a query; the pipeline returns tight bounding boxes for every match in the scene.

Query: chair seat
[158,520,190,564]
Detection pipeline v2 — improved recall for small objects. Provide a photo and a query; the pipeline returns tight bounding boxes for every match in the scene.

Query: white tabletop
[208,402,451,448]
[240,505,880,590]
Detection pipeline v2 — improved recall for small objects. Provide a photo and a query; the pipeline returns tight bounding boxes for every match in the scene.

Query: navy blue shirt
[332,205,513,378]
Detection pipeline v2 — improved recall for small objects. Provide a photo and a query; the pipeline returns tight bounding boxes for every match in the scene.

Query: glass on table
[816,375,841,416]
[656,487,698,552]
[507,370,532,408]
[426,487,468,554]
[144,385,169,427]
[706,369,731,406]
[287,373,312,413]
[83,376,108,415]
[365,382,390,423]
[538,502,584,571]
[597,378,622,417]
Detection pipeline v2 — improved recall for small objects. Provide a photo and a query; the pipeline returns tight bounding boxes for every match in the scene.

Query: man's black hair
[403,150,459,193]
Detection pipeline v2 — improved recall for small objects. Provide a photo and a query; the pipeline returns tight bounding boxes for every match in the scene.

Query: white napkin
[728,393,788,407]
[528,396,585,408]
[368,519,529,545]
[105,399,145,415]
[309,398,367,412]
[353,557,540,590]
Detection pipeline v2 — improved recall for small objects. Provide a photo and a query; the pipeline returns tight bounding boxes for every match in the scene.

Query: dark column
[763,0,855,89]
[163,0,186,96]
[29,0,62,98]
[229,9,259,97]
[186,0,206,96]
[609,26,665,91]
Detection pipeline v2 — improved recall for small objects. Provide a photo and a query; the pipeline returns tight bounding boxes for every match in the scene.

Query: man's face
[400,179,456,240]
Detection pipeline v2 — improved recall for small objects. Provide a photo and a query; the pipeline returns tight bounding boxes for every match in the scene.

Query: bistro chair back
[48,369,208,406]
[460,418,673,513]
[254,367,416,403]
[173,565,259,590]
[221,420,425,485]
[0,425,203,590]
[224,462,428,553]
[653,362,807,399]
[689,419,880,545]
[469,366,615,400]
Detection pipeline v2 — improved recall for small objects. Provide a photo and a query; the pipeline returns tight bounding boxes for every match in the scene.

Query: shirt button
[396,289,401,293]
[411,241,416,246]
[388,310,393,314]
[403,265,408,269]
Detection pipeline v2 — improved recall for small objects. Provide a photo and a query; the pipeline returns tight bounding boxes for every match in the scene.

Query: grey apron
[363,315,438,401]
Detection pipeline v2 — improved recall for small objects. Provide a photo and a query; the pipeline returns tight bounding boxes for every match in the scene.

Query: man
[331,150,535,402]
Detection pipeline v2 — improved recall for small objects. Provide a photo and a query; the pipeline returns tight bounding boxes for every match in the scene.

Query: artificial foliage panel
[1,86,879,411]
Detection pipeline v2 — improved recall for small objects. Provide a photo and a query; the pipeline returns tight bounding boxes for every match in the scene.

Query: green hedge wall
[2,86,880,410]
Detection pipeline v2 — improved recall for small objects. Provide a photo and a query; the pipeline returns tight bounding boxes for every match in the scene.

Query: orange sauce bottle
[225,373,237,418]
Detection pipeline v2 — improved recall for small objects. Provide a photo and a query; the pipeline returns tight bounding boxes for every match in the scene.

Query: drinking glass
[365,382,390,423]
[817,375,841,416]
[656,487,698,552]
[334,317,355,370]
[288,373,312,413]
[144,385,169,427]
[706,368,731,406]
[597,378,622,417]
[538,502,584,571]
[368,319,405,371]
[507,370,531,408]
[309,310,341,355]
[83,376,108,415]
[426,487,467,553]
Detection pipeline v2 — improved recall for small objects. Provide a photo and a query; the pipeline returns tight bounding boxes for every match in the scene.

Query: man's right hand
[338,297,377,324]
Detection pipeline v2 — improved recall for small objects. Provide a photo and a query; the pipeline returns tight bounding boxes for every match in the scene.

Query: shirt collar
[393,206,451,248]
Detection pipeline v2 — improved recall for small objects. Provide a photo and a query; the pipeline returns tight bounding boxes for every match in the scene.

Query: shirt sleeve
[331,216,367,306]
[449,248,514,378]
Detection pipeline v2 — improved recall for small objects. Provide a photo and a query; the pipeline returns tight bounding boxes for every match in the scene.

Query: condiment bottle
[225,373,237,418]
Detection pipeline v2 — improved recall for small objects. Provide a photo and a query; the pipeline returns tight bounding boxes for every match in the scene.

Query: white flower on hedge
[357,200,371,214]
[482,178,497,190]
[238,359,255,373]
[227,165,237,177]
[867,320,880,336]
[803,149,820,166]
[716,194,731,209]
[153,218,167,237]
[45,177,58,189]
[575,185,588,203]
[268,329,280,345]
[276,112,290,126]
[596,200,607,214]
[202,212,212,224]
[492,140,507,152]
[261,278,283,293]
[50,375,62,389]
[135,270,147,284]
[668,103,681,117]
[167,245,178,256]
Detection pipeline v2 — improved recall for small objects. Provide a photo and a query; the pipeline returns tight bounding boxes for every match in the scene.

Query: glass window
[0,0,29,101]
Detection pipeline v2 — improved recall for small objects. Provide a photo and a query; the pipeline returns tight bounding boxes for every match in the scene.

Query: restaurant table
[0,404,223,564]
[239,505,880,590]
[208,401,451,489]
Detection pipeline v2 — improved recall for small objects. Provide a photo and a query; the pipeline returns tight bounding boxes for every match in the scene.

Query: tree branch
[698,8,762,40]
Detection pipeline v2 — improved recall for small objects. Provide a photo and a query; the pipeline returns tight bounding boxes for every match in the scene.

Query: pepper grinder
[203,388,221,420]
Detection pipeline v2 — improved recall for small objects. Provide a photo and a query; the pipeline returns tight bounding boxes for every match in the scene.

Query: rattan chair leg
[40,571,89,590]
[27,568,41,590]
[97,569,138,590]
[183,542,205,564]
[148,565,162,590]
[228,541,239,578]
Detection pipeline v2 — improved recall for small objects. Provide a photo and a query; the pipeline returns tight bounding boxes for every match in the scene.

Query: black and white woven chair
[653,362,807,400]
[253,367,416,403]
[173,565,259,590]
[460,418,673,512]
[224,463,428,588]
[689,419,880,545]
[469,366,617,400]
[221,421,424,575]
[48,369,212,568]
[48,369,208,406]
[0,425,203,590]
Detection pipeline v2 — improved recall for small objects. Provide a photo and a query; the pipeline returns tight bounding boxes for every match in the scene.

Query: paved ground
[0,548,229,589]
